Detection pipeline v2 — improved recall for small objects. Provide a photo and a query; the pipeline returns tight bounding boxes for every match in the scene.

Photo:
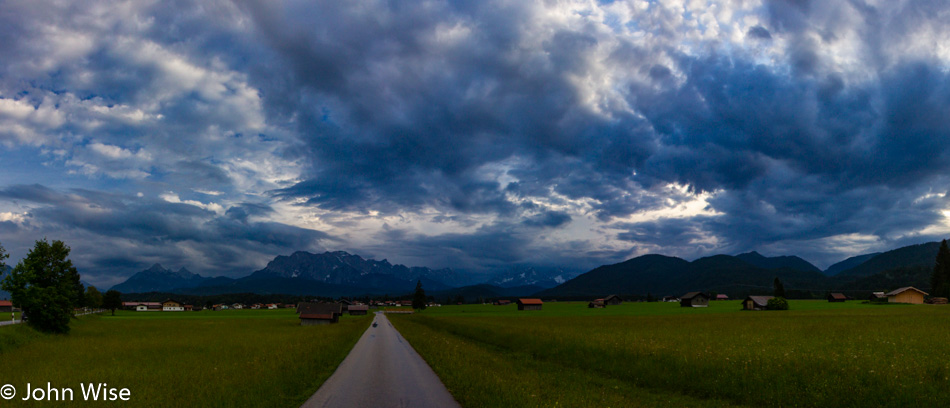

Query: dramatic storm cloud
[2,0,950,286]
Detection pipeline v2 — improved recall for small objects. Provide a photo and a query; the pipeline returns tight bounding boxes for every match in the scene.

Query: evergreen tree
[102,290,123,316]
[773,277,786,298]
[1,239,83,333]
[412,280,427,310]
[931,240,950,298]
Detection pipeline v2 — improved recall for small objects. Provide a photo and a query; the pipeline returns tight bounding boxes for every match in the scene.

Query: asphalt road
[301,312,461,408]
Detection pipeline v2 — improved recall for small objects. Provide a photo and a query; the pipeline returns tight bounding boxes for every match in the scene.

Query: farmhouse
[134,302,162,311]
[0,300,12,313]
[886,287,928,304]
[588,299,606,308]
[827,293,847,302]
[298,302,344,325]
[742,296,774,311]
[348,304,369,315]
[517,298,543,311]
[162,299,185,312]
[603,295,622,305]
[680,292,709,307]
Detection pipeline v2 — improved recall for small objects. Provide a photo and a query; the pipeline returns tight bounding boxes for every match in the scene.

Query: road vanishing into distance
[301,312,461,408]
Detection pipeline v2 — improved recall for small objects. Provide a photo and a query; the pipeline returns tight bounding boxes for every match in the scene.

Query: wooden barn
[680,292,709,307]
[827,293,847,302]
[517,298,543,311]
[603,295,622,305]
[0,300,12,313]
[588,299,606,308]
[348,305,369,315]
[298,302,343,325]
[869,292,886,301]
[886,287,928,304]
[715,294,729,301]
[742,296,774,311]
[493,299,512,306]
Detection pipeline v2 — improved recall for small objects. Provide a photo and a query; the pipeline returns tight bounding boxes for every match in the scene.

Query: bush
[767,297,789,310]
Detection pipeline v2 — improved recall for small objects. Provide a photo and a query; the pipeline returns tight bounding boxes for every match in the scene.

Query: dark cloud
[0,184,331,283]
[746,25,773,40]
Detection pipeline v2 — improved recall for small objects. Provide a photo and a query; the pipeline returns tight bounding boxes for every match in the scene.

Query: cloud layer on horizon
[2,0,950,286]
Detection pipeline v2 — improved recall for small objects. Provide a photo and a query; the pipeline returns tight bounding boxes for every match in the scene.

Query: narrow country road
[301,312,461,408]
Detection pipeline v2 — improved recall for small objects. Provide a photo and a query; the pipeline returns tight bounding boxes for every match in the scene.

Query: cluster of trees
[931,240,950,298]
[0,239,124,333]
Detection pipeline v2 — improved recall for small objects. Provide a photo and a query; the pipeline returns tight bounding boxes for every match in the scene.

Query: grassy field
[0,309,370,407]
[390,300,950,407]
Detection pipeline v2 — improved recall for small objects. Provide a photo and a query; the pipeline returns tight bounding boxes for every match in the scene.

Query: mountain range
[107,240,947,300]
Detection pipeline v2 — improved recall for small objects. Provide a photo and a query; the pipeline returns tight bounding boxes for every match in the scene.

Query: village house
[135,302,162,311]
[661,295,679,302]
[827,293,847,302]
[742,295,774,311]
[348,304,369,315]
[886,287,928,304]
[0,300,12,313]
[162,299,185,312]
[603,295,622,305]
[267,304,279,309]
[680,292,709,307]
[231,303,244,309]
[588,299,606,308]
[516,298,543,311]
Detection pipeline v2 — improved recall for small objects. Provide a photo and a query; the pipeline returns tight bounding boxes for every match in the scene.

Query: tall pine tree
[412,280,427,310]
[931,240,950,298]
[773,277,786,298]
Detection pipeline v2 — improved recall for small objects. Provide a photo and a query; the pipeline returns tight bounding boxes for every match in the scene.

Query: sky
[2,0,950,288]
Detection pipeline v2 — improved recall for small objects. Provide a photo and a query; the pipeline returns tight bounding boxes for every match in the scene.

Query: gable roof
[0,300,12,307]
[828,293,847,300]
[348,305,369,311]
[298,302,343,316]
[885,286,928,297]
[744,296,774,307]
[681,292,708,300]
[603,295,621,301]
[517,298,543,305]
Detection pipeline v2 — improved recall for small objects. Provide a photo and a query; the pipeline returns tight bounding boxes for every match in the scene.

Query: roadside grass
[0,309,370,407]
[391,301,950,407]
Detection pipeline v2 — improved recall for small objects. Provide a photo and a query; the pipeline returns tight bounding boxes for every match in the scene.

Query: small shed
[348,305,369,315]
[827,293,847,302]
[869,292,886,301]
[886,287,928,304]
[742,296,774,311]
[588,299,606,308]
[517,298,543,311]
[680,292,709,308]
[298,302,343,325]
[715,294,729,301]
[0,300,12,313]
[493,299,511,306]
[603,295,622,305]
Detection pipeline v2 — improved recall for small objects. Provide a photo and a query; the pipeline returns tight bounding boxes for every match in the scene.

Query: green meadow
[0,309,370,407]
[390,300,950,407]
